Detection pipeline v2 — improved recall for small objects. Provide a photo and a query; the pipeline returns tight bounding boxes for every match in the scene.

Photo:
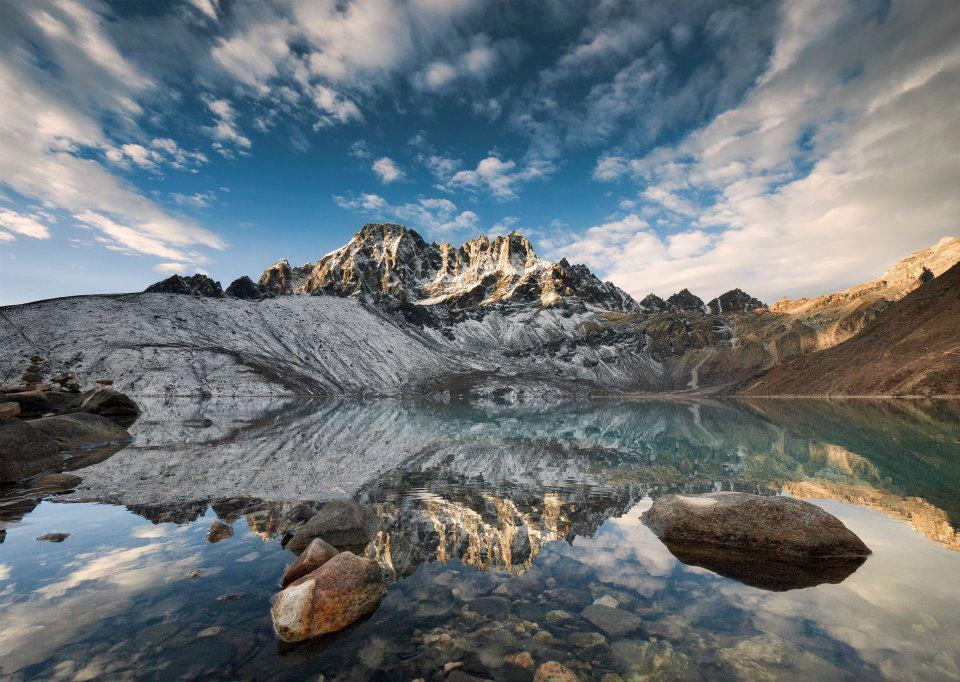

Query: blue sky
[1,0,958,305]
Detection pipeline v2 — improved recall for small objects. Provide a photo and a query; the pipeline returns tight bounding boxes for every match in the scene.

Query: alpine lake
[1,397,958,681]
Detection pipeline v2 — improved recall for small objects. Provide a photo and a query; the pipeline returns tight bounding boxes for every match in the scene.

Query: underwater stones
[545,609,574,624]
[280,538,338,588]
[27,412,130,449]
[642,492,871,557]
[205,521,234,543]
[504,651,534,668]
[534,661,578,682]
[286,499,377,553]
[0,418,60,482]
[271,551,387,643]
[569,631,607,649]
[581,604,641,637]
[714,633,843,681]
[36,532,70,542]
[611,639,699,681]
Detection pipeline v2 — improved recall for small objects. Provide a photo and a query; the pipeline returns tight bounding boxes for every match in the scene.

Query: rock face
[258,259,314,295]
[666,288,705,312]
[225,275,265,300]
[642,492,871,558]
[286,500,377,553]
[707,288,765,315]
[280,538,339,588]
[28,412,131,449]
[145,273,223,297]
[0,419,60,482]
[271,551,387,642]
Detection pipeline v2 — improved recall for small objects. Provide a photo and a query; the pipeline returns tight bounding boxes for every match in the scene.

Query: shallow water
[1,398,959,680]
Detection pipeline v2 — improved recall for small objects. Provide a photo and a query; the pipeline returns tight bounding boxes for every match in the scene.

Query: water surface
[1,398,958,680]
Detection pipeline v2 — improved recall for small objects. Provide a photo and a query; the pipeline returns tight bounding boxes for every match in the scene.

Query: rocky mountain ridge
[1,226,957,397]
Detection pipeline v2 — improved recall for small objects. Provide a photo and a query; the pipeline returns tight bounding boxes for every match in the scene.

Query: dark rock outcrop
[5,390,53,418]
[271,551,387,642]
[76,388,140,417]
[225,275,264,300]
[286,499,377,553]
[642,492,871,557]
[666,288,705,311]
[0,418,60,482]
[640,293,667,310]
[707,288,765,315]
[28,412,131,449]
[145,274,223,297]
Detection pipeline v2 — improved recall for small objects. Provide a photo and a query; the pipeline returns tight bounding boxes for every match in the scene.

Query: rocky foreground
[2,225,957,397]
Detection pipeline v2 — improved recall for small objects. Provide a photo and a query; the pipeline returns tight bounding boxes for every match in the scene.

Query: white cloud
[205,98,251,155]
[172,192,215,209]
[448,155,551,201]
[334,192,479,236]
[371,157,404,184]
[0,208,52,240]
[189,0,218,21]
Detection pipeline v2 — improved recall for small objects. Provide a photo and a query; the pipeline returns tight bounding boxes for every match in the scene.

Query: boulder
[286,499,377,553]
[36,533,70,542]
[0,418,61,482]
[271,551,387,642]
[32,473,83,490]
[5,390,53,418]
[280,538,339,588]
[0,402,20,422]
[77,388,140,417]
[45,391,82,415]
[27,413,131,449]
[581,604,641,637]
[642,492,871,558]
[533,661,578,682]
[225,275,264,300]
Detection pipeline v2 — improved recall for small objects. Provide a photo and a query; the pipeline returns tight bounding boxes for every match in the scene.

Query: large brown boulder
[76,389,140,417]
[5,390,53,418]
[271,551,387,642]
[27,413,131,450]
[280,538,339,588]
[0,418,60,482]
[642,492,870,558]
[0,402,20,422]
[286,499,377,553]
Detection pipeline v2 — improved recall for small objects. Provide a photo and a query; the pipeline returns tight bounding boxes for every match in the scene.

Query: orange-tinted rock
[280,538,338,588]
[534,661,578,682]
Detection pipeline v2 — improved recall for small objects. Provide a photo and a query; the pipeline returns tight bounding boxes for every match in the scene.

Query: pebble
[534,661,578,682]
[593,595,618,608]
[36,533,70,542]
[504,651,534,668]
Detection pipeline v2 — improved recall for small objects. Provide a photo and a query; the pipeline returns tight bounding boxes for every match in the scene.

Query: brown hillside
[742,261,960,396]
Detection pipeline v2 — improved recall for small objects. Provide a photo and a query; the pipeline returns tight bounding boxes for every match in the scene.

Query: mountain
[1,225,957,397]
[742,261,960,396]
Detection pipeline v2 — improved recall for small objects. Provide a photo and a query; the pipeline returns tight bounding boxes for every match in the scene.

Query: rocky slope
[1,225,957,396]
[743,261,960,396]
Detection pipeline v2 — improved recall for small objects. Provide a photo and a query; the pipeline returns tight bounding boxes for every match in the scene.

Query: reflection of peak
[783,481,959,551]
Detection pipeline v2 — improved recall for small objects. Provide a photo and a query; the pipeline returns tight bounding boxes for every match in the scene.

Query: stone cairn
[21,355,45,389]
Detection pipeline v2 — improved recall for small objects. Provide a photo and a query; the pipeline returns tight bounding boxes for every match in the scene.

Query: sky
[1,0,958,306]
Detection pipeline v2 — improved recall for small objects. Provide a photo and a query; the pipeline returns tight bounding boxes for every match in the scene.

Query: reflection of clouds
[553,500,678,596]
[131,525,171,538]
[0,564,10,580]
[707,501,960,680]
[0,534,202,676]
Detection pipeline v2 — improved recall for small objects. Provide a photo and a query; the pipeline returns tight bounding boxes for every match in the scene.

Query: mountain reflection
[48,397,959,574]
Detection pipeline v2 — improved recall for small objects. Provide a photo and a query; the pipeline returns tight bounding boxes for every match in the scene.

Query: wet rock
[612,640,700,681]
[205,521,234,543]
[183,418,214,428]
[32,473,82,490]
[504,651,534,668]
[271,551,387,642]
[715,633,843,681]
[37,532,70,542]
[545,609,574,624]
[593,595,619,608]
[5,390,53,418]
[534,661,578,682]
[464,596,512,620]
[569,632,607,649]
[286,499,377,553]
[27,412,130,449]
[218,594,243,603]
[0,401,20,422]
[582,604,641,637]
[76,388,140,417]
[0,418,60,482]
[543,587,592,609]
[45,391,82,414]
[642,492,871,557]
[280,538,338,588]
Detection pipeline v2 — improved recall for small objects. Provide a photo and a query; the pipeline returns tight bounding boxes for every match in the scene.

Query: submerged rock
[36,533,70,542]
[27,413,131,449]
[280,538,338,588]
[205,521,234,543]
[0,418,60,482]
[32,473,83,490]
[642,492,871,557]
[715,633,843,680]
[286,499,377,553]
[582,604,641,637]
[533,661,578,682]
[271,551,387,642]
